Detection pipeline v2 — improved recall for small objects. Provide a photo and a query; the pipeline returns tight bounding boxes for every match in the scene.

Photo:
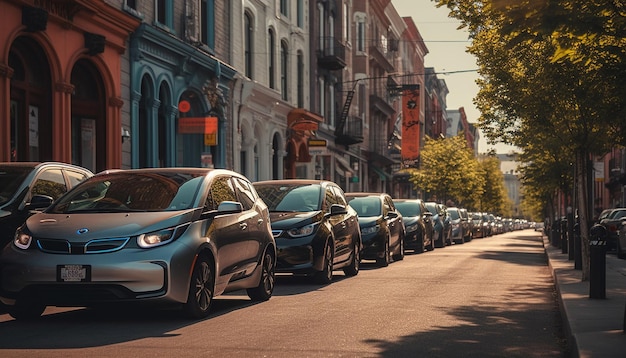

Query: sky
[391,0,517,154]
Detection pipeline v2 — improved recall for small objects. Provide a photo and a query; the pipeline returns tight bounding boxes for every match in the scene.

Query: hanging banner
[401,89,420,167]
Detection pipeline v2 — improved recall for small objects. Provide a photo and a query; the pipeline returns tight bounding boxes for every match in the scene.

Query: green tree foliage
[409,135,485,208]
[479,156,508,215]
[434,0,626,280]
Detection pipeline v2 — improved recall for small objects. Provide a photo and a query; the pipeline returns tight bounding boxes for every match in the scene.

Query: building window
[357,20,365,52]
[343,2,349,42]
[281,41,288,101]
[200,0,215,49]
[268,29,275,89]
[297,0,304,28]
[318,77,325,120]
[156,0,172,28]
[297,51,304,107]
[245,11,254,79]
[126,0,137,9]
[328,82,335,128]
[280,0,288,17]
[318,3,324,51]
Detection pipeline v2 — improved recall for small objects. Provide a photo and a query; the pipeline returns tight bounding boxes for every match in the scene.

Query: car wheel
[314,243,334,284]
[8,298,46,321]
[377,238,390,267]
[435,229,445,248]
[392,236,404,261]
[343,240,360,277]
[247,249,276,301]
[184,254,214,319]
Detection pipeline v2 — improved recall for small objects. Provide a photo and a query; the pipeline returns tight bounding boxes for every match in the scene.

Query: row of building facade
[0,0,480,198]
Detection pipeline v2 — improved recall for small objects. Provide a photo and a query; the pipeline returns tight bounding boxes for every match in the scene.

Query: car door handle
[240,223,248,230]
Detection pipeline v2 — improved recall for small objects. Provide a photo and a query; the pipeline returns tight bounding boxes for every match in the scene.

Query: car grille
[36,237,130,254]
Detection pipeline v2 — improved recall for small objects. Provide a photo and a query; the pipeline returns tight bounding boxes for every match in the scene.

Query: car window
[65,169,91,188]
[0,166,33,205]
[207,176,237,211]
[233,177,255,210]
[331,186,347,207]
[31,169,67,200]
[394,201,420,217]
[324,186,338,211]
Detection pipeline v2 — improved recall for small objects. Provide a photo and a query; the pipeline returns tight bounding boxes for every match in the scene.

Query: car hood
[269,211,323,229]
[24,209,199,240]
[402,217,419,226]
[358,216,382,227]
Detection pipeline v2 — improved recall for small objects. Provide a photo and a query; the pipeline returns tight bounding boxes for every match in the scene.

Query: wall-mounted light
[121,127,130,143]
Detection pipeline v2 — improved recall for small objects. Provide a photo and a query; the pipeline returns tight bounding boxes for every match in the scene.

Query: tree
[409,135,484,206]
[435,0,626,280]
[479,155,509,215]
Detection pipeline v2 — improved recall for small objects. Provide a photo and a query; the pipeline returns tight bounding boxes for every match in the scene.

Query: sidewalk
[543,234,626,357]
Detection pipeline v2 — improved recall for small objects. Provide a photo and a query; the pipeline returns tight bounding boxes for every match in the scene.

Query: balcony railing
[335,116,364,146]
[316,37,346,70]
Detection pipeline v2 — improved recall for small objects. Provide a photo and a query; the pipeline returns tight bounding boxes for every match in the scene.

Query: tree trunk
[576,150,590,281]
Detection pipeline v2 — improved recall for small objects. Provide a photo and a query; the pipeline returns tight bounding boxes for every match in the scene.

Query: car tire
[184,254,214,319]
[377,238,390,267]
[8,298,46,321]
[247,249,276,301]
[343,240,360,277]
[314,243,334,285]
[392,237,405,261]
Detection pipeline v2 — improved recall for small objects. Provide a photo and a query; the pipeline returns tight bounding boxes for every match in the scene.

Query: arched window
[244,11,254,79]
[280,40,288,101]
[268,28,275,89]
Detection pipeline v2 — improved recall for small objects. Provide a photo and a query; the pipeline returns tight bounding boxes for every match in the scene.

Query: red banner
[178,117,218,134]
[401,90,420,167]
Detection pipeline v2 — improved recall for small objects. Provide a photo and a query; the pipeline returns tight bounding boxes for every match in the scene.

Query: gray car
[0,168,276,320]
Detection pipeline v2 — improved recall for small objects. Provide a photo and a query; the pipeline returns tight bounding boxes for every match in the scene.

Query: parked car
[448,207,467,244]
[393,199,434,253]
[346,193,405,266]
[599,208,626,251]
[617,221,626,259]
[0,168,276,320]
[459,208,473,242]
[425,202,451,247]
[470,212,488,238]
[0,162,93,250]
[253,180,361,284]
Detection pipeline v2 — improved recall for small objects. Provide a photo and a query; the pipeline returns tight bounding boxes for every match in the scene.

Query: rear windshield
[48,172,204,213]
[0,166,33,206]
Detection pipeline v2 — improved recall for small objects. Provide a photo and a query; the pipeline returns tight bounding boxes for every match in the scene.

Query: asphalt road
[0,229,567,357]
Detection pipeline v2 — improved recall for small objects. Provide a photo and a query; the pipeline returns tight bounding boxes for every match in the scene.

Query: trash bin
[589,224,607,299]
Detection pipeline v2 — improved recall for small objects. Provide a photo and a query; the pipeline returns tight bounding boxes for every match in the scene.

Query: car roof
[345,192,390,197]
[253,179,336,187]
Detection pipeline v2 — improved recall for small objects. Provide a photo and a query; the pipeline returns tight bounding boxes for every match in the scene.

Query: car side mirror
[217,201,244,214]
[27,194,54,210]
[330,204,348,216]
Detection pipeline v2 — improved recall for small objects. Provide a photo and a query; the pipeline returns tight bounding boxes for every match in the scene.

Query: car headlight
[14,226,33,250]
[287,223,317,238]
[405,223,419,232]
[361,225,379,235]
[137,224,189,248]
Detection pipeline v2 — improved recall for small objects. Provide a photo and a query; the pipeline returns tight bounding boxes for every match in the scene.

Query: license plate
[57,264,91,282]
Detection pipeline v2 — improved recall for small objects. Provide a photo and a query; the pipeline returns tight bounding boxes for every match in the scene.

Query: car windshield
[448,210,460,220]
[254,183,321,212]
[394,201,421,217]
[48,172,204,213]
[347,197,381,217]
[0,166,33,206]
[608,209,626,220]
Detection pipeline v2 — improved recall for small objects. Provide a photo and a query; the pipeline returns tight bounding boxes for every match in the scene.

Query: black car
[0,162,93,249]
[253,180,361,284]
[346,193,405,267]
[393,199,434,253]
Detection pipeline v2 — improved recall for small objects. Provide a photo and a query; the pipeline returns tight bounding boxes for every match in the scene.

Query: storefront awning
[372,166,392,181]
[288,108,323,131]
[335,155,353,177]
